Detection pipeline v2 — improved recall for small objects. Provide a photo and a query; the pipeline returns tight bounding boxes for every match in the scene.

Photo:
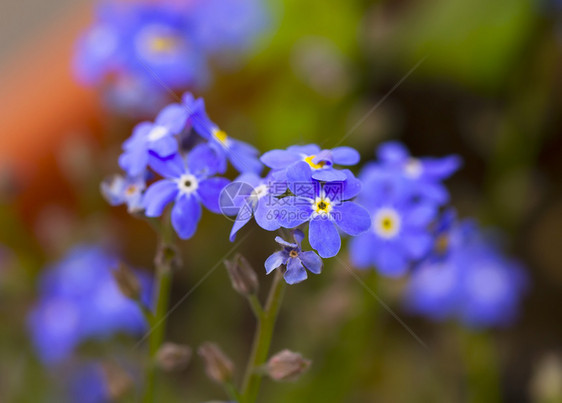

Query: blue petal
[332,146,360,165]
[143,180,178,217]
[293,229,305,246]
[148,153,185,179]
[254,197,282,231]
[123,122,152,150]
[277,199,313,228]
[311,169,347,182]
[229,207,253,241]
[260,150,301,169]
[332,202,371,236]
[274,236,298,248]
[265,251,288,274]
[286,144,320,155]
[188,143,222,177]
[228,139,263,174]
[377,141,409,163]
[171,195,202,239]
[349,233,375,268]
[149,136,178,158]
[286,161,313,185]
[323,169,362,202]
[405,204,438,227]
[422,155,461,179]
[119,145,148,177]
[198,177,230,213]
[284,258,308,284]
[309,216,341,258]
[403,232,433,260]
[374,242,409,277]
[155,103,189,134]
[298,251,322,274]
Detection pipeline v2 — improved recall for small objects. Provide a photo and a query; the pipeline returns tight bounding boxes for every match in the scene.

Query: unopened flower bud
[112,263,141,301]
[198,342,234,383]
[224,253,258,295]
[101,362,134,400]
[266,350,311,382]
[156,342,192,372]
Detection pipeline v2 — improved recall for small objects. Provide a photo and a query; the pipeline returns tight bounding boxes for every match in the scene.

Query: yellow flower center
[125,185,137,196]
[289,250,299,258]
[304,155,326,170]
[373,208,401,239]
[148,36,177,53]
[313,197,332,216]
[213,129,229,146]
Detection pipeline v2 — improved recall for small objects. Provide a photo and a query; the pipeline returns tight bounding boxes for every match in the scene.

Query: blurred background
[1,0,562,402]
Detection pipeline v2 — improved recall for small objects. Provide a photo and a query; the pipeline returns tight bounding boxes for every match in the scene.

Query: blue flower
[349,166,437,277]
[142,144,230,239]
[188,94,263,174]
[278,167,371,258]
[222,173,285,241]
[28,246,151,364]
[375,141,461,205]
[404,220,528,328]
[101,174,146,213]
[190,0,270,56]
[264,230,323,284]
[261,144,360,182]
[119,102,188,176]
[74,2,207,89]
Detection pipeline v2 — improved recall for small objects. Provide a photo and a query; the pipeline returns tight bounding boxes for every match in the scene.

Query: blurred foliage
[1,0,562,402]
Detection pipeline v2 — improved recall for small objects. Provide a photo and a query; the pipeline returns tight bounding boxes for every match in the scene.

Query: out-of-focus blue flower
[28,246,152,364]
[261,144,360,182]
[350,166,437,277]
[405,219,528,328]
[188,95,262,174]
[277,167,370,258]
[101,174,146,213]
[189,0,269,56]
[375,141,461,205]
[142,144,230,239]
[221,173,284,241]
[74,2,207,89]
[264,230,323,284]
[119,103,189,177]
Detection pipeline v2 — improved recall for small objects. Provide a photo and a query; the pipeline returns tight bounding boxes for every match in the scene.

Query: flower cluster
[350,142,460,276]
[104,92,370,283]
[74,0,268,115]
[223,143,371,280]
[103,91,265,239]
[404,218,528,328]
[27,246,151,364]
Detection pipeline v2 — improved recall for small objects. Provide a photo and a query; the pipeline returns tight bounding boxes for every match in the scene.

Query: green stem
[458,328,501,403]
[240,269,286,403]
[225,381,243,403]
[142,220,175,403]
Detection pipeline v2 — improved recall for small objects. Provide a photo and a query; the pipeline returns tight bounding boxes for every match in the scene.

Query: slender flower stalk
[241,268,286,403]
[143,218,176,403]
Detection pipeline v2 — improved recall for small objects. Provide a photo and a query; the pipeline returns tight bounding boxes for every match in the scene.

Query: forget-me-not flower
[261,144,360,182]
[265,230,323,284]
[349,166,437,277]
[28,246,151,364]
[188,94,263,174]
[142,144,230,239]
[277,165,371,258]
